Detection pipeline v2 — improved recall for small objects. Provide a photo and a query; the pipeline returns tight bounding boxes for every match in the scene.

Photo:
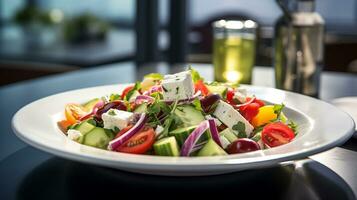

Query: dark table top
[1,62,357,199]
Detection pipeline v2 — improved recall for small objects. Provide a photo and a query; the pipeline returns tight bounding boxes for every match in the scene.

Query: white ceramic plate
[12,84,355,176]
[331,97,357,138]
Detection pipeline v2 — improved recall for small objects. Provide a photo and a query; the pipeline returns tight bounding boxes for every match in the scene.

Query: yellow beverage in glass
[212,20,257,84]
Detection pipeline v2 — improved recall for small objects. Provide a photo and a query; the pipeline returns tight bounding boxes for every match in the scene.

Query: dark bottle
[274,0,324,97]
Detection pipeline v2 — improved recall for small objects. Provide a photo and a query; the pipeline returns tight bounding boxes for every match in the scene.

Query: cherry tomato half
[226,88,235,103]
[240,102,260,121]
[115,125,133,138]
[115,126,155,154]
[121,85,134,100]
[65,103,87,124]
[245,97,265,107]
[194,80,209,96]
[261,122,295,147]
[58,120,72,133]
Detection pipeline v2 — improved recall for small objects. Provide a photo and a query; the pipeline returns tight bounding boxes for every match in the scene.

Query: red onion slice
[79,100,105,121]
[232,96,256,109]
[107,113,147,151]
[208,119,223,147]
[134,95,155,105]
[180,120,209,156]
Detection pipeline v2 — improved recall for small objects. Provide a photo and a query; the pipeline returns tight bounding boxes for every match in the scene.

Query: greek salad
[58,68,298,157]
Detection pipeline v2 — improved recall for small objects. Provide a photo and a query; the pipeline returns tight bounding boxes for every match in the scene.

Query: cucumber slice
[134,102,148,113]
[153,136,180,156]
[74,121,96,135]
[82,98,101,112]
[207,85,227,97]
[251,131,262,142]
[83,127,114,149]
[251,131,265,149]
[169,125,211,146]
[219,128,238,143]
[169,125,197,146]
[197,139,227,156]
[174,105,205,127]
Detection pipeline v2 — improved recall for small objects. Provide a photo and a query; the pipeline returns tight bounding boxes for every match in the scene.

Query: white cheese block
[161,71,194,101]
[213,100,254,137]
[67,129,82,141]
[102,109,134,130]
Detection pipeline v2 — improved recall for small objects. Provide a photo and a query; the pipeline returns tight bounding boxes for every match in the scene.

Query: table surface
[0,26,134,67]
[1,62,357,199]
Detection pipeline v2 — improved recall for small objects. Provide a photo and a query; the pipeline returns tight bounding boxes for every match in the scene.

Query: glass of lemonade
[212,20,257,84]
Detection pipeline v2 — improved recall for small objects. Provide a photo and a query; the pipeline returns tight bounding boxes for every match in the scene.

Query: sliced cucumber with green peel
[74,120,96,135]
[169,125,197,146]
[82,98,101,112]
[219,128,238,143]
[174,105,205,127]
[83,127,114,149]
[153,136,180,156]
[251,131,262,142]
[197,139,227,156]
[169,125,210,146]
[134,102,148,113]
[207,85,227,97]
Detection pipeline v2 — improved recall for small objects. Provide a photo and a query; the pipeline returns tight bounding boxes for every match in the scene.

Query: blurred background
[0,0,356,86]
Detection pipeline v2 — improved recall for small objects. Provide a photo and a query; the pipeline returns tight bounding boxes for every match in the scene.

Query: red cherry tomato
[194,80,209,96]
[226,138,260,154]
[226,88,235,103]
[245,97,265,107]
[115,126,155,154]
[240,102,260,121]
[261,122,295,147]
[115,125,133,138]
[121,85,134,100]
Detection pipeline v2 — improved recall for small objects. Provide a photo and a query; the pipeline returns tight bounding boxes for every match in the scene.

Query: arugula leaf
[192,98,203,112]
[207,81,239,88]
[113,127,120,133]
[288,120,298,135]
[158,117,173,139]
[189,66,203,83]
[232,121,247,138]
[108,109,116,116]
[109,93,121,101]
[144,73,163,80]
[221,88,228,100]
[273,103,285,121]
[125,82,141,101]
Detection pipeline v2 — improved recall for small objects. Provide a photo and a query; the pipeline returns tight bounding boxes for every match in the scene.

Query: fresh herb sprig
[232,121,247,138]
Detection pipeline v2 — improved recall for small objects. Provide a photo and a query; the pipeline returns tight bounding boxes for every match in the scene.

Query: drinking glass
[212,20,257,84]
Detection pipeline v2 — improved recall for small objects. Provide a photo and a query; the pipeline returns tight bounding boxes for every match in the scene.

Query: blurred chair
[135,0,189,66]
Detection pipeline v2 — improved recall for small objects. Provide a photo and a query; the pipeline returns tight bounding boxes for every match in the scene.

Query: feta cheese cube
[213,100,254,137]
[161,71,194,101]
[67,129,82,141]
[102,109,134,130]
[234,89,247,103]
